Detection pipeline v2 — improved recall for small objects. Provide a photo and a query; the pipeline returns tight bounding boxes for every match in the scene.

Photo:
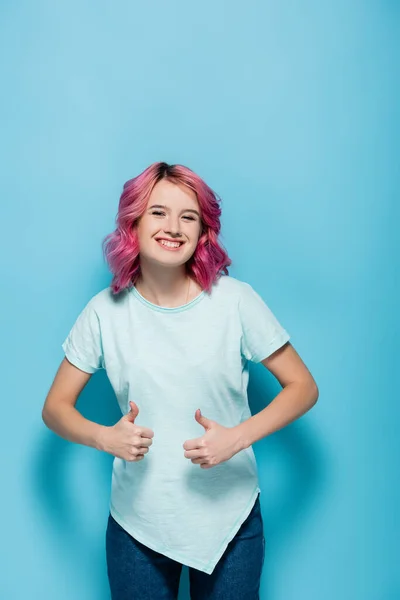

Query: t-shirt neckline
[131,285,206,313]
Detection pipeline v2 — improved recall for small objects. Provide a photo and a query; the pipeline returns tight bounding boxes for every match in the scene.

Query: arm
[236,342,319,449]
[42,357,106,450]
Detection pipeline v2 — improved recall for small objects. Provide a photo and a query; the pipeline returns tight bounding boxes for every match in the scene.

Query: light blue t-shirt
[61,274,290,574]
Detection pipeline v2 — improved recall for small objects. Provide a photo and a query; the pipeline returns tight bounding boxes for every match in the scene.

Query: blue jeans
[106,494,265,600]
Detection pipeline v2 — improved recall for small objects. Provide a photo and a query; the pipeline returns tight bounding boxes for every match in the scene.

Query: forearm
[236,381,319,449]
[42,403,106,450]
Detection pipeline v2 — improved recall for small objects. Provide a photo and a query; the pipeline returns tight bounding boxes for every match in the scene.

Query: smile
[156,239,185,251]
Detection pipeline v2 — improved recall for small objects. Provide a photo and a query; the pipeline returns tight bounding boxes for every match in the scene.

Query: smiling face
[135,178,203,269]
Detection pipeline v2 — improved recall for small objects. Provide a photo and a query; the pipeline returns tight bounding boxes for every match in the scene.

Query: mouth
[155,238,185,251]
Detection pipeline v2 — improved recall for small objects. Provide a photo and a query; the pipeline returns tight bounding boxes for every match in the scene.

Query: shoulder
[213,276,275,320]
[207,275,262,315]
[85,286,131,316]
[212,274,255,300]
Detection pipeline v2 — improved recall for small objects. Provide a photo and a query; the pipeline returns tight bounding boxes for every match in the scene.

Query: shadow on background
[247,362,328,599]
[32,360,326,599]
[32,370,121,600]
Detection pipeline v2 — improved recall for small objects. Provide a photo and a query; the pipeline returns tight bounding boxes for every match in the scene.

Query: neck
[135,261,191,308]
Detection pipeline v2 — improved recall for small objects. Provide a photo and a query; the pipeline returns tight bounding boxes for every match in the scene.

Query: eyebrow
[148,204,200,217]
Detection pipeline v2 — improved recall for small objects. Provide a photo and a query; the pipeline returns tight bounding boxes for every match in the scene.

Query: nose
[164,216,183,238]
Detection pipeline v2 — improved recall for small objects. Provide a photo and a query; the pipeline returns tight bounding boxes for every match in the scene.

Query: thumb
[195,408,212,430]
[124,401,139,423]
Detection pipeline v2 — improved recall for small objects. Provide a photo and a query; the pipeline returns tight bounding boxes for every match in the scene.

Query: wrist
[94,424,109,452]
[233,423,250,452]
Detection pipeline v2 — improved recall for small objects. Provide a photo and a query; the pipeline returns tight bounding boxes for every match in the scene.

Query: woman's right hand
[98,401,154,462]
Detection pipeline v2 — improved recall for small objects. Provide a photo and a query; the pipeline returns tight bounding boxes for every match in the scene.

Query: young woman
[42,162,319,600]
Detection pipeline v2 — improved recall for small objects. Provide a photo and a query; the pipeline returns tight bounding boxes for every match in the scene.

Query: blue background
[1,1,398,598]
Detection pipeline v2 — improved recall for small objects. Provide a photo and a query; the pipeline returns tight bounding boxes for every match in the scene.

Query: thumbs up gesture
[98,401,154,462]
[182,409,243,469]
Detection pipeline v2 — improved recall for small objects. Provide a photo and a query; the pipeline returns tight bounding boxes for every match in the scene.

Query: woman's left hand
[183,409,244,469]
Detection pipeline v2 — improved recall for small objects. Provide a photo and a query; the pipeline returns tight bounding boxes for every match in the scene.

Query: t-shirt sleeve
[61,298,104,374]
[238,282,290,363]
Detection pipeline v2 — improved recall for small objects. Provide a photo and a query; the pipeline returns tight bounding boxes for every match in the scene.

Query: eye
[151,211,196,221]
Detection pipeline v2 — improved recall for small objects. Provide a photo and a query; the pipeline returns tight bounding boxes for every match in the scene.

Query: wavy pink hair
[102,162,232,295]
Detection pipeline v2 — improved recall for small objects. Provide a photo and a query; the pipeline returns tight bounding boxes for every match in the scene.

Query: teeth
[159,240,181,248]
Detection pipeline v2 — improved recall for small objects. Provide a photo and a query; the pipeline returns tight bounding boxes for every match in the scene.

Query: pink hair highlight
[102,162,232,295]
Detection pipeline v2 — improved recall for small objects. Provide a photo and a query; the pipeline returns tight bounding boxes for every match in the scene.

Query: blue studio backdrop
[0,1,398,599]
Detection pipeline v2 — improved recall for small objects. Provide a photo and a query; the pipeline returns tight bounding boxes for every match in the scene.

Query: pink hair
[102,162,232,295]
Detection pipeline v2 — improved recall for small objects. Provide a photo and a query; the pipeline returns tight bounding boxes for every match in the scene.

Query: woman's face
[136,179,203,268]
